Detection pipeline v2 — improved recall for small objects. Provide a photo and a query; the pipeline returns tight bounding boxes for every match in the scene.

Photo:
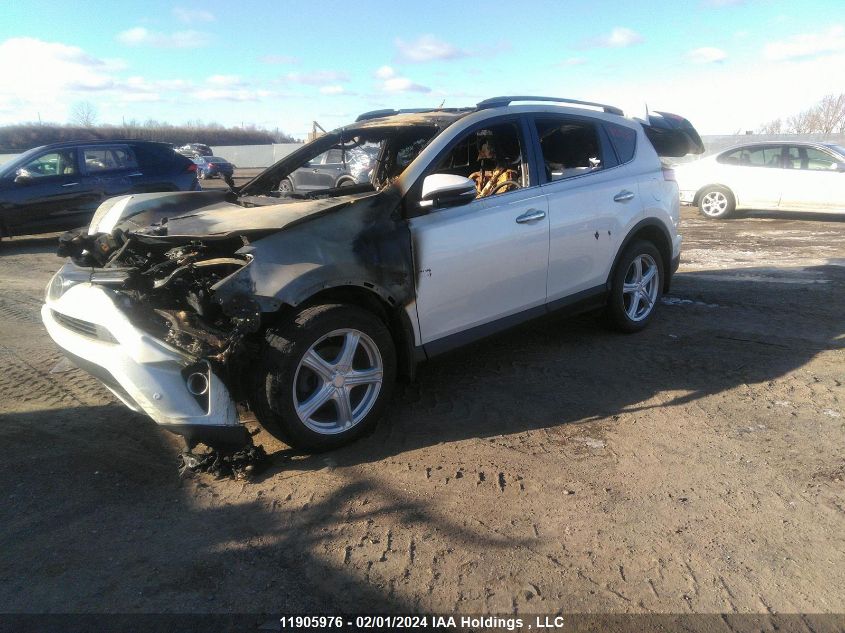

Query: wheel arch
[262,283,418,382]
[607,218,673,293]
[335,175,355,187]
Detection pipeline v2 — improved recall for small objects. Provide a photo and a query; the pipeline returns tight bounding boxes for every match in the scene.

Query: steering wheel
[489,180,521,196]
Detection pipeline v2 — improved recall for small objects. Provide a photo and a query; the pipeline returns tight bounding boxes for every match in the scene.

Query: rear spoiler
[637,111,704,157]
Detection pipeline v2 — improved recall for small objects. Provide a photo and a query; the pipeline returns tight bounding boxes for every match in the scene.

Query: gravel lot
[1,186,843,617]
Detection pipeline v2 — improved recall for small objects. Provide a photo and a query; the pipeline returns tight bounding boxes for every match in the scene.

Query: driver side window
[431,122,525,198]
[20,150,78,178]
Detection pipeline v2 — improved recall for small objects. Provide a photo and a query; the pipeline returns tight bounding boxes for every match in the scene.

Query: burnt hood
[88,190,379,241]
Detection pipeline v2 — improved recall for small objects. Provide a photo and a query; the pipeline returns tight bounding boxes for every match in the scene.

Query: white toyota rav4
[43,97,703,451]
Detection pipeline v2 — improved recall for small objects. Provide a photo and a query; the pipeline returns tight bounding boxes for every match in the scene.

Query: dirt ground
[0,191,843,618]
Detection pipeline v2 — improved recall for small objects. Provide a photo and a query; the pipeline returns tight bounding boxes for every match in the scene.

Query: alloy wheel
[292,328,383,435]
[622,254,659,322]
[700,191,729,217]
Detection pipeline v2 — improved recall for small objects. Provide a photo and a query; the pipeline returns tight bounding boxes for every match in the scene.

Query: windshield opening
[239,124,440,200]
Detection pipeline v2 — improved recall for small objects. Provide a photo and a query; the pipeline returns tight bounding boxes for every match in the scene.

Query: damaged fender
[212,188,414,312]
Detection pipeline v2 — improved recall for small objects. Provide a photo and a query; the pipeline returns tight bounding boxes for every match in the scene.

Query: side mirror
[420,174,477,209]
[14,169,33,185]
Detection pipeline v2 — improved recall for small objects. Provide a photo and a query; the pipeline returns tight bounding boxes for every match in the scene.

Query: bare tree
[815,93,845,134]
[69,101,98,127]
[757,93,845,135]
[758,117,784,134]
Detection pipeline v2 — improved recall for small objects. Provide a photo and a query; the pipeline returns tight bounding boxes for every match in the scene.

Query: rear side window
[83,146,138,172]
[718,146,783,168]
[605,123,637,164]
[534,118,603,181]
[803,147,837,171]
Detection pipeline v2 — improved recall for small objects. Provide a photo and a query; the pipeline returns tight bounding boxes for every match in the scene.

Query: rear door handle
[515,209,546,223]
[613,190,635,203]
[62,182,79,187]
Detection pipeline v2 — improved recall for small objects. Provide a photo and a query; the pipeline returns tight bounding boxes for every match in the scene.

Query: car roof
[21,139,173,153]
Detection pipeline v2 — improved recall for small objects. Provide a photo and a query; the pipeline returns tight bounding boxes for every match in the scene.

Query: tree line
[758,93,845,135]
[0,119,299,152]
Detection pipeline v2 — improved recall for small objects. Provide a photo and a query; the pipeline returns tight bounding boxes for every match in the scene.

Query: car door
[530,114,631,303]
[1,148,99,234]
[80,145,139,202]
[716,145,783,210]
[779,145,845,212]
[408,117,550,351]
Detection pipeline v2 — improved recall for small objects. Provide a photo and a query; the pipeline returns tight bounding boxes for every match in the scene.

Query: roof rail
[476,96,624,116]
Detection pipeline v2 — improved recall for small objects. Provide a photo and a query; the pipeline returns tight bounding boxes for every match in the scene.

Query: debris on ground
[178,444,267,480]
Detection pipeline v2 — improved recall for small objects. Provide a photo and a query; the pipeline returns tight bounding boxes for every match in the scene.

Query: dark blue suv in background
[0,140,199,238]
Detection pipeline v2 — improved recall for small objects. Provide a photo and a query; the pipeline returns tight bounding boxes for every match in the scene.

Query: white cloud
[285,70,349,85]
[320,85,346,95]
[375,65,396,79]
[395,34,467,63]
[584,27,644,49]
[116,27,210,48]
[764,25,845,61]
[382,77,430,94]
[206,74,243,87]
[172,7,216,23]
[686,47,728,63]
[371,65,430,93]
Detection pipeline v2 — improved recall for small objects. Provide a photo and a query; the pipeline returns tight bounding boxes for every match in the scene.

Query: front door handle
[613,190,635,203]
[515,209,546,224]
[62,182,79,187]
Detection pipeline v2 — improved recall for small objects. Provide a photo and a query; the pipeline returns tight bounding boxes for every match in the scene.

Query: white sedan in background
[675,141,845,219]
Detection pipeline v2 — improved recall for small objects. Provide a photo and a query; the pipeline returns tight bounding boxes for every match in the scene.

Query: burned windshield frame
[238,124,441,198]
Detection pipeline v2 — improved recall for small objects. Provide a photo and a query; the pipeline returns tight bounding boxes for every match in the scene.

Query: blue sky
[0,0,843,137]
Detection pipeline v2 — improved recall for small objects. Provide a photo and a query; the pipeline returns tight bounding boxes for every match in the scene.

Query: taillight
[186,163,197,173]
[662,167,676,182]
[207,163,216,168]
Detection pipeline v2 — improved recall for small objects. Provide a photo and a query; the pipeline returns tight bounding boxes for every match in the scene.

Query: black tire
[606,240,665,333]
[250,304,396,451]
[337,178,355,188]
[697,185,735,219]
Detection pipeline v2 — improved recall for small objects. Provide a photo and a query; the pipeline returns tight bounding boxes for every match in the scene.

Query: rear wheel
[698,186,735,219]
[606,240,664,333]
[250,304,396,451]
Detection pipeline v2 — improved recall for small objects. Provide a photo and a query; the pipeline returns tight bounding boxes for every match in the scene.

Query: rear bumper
[42,280,244,443]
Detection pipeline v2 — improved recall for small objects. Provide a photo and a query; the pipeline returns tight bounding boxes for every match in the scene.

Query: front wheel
[606,240,664,333]
[698,186,735,219]
[250,304,396,451]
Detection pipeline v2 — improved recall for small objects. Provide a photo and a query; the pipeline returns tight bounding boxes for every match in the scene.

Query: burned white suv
[43,97,703,451]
